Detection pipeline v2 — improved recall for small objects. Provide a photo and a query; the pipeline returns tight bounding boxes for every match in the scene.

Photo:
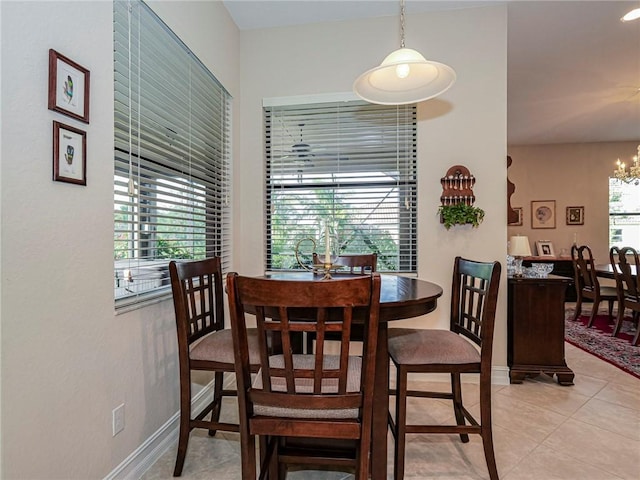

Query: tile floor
[142,343,640,479]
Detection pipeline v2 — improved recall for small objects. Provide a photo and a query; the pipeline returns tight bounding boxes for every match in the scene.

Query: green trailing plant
[438,203,485,230]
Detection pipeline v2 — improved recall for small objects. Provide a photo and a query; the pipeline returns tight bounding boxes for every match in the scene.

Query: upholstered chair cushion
[190,328,260,364]
[388,328,480,365]
[252,354,362,419]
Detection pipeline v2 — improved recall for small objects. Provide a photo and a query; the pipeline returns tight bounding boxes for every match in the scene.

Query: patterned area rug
[564,307,640,379]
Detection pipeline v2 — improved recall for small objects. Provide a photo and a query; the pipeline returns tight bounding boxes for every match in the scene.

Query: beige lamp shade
[509,236,532,257]
[353,47,456,105]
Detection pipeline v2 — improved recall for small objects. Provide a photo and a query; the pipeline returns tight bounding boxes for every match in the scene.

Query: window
[265,100,417,272]
[114,1,232,308]
[609,178,640,249]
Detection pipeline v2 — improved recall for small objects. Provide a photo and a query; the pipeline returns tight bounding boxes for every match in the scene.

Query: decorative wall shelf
[439,165,485,228]
[440,165,476,206]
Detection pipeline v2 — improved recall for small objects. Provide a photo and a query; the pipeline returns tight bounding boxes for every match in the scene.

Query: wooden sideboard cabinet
[507,275,575,386]
[522,257,576,301]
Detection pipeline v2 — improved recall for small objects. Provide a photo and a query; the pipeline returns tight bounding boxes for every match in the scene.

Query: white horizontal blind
[114,0,232,307]
[265,101,417,272]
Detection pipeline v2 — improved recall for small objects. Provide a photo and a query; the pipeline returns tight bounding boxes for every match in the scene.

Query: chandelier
[613,145,640,184]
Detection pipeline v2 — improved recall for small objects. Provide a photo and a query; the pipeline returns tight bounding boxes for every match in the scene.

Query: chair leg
[393,365,408,480]
[608,299,615,322]
[480,376,499,480]
[173,381,192,477]
[451,373,469,443]
[355,441,369,480]
[572,296,583,321]
[612,307,625,338]
[239,428,257,480]
[208,371,224,436]
[587,299,600,328]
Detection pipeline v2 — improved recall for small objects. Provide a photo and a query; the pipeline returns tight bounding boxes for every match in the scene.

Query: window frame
[113,0,232,310]
[264,98,417,273]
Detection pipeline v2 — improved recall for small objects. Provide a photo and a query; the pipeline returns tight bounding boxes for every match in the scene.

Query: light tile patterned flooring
[142,343,640,479]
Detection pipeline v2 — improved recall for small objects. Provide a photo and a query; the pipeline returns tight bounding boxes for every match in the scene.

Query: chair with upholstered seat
[312,252,377,275]
[609,246,640,345]
[571,245,617,327]
[387,256,501,480]
[227,272,381,480]
[306,253,377,353]
[169,257,260,476]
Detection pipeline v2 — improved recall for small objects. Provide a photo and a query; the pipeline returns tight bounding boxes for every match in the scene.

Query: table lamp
[508,235,532,277]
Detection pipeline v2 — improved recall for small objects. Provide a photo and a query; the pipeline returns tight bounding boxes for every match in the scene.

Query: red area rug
[564,308,639,379]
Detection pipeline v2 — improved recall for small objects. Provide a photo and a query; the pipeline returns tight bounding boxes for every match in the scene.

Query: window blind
[265,101,417,272]
[114,0,232,308]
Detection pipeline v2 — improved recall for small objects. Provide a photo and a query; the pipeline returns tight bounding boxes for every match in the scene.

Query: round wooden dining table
[262,272,444,478]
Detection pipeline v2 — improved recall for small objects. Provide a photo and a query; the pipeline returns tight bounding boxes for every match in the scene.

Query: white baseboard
[103,382,215,480]
[104,365,510,479]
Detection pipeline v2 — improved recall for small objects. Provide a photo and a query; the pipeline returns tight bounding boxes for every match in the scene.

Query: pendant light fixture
[621,7,640,22]
[353,0,456,105]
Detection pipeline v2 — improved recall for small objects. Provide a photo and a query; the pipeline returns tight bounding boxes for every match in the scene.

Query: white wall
[508,141,640,262]
[0,1,240,477]
[237,6,508,360]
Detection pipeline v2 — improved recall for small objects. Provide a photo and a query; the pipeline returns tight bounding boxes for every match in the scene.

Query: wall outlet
[112,403,125,436]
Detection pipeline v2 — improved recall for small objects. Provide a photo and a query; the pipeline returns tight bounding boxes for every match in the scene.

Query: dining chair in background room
[169,257,260,476]
[609,246,640,345]
[226,272,381,480]
[387,257,501,480]
[312,252,378,275]
[571,244,617,327]
[307,253,377,353]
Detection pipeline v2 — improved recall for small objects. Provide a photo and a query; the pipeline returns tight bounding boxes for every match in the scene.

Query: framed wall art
[531,200,556,229]
[535,240,555,257]
[53,121,86,185]
[566,206,584,225]
[509,207,523,226]
[48,49,90,123]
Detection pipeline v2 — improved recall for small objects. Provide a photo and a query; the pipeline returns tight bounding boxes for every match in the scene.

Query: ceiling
[223,0,640,146]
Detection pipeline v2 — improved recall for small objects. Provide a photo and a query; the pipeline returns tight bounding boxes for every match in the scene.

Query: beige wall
[0,1,240,477]
[237,5,508,360]
[508,141,640,262]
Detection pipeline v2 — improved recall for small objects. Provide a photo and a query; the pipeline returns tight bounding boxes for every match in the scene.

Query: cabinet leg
[509,371,526,384]
[556,372,575,386]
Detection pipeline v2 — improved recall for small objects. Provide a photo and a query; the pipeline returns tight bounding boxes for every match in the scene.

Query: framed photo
[531,200,556,229]
[48,49,90,123]
[53,121,86,185]
[509,207,523,226]
[566,206,584,225]
[535,240,555,257]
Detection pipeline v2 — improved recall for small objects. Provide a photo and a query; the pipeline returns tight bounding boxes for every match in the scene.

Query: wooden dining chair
[609,246,640,345]
[312,252,377,275]
[387,257,501,480]
[571,244,617,327]
[226,272,381,480]
[169,257,260,477]
[307,253,377,353]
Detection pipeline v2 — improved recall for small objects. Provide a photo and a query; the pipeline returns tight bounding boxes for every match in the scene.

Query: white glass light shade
[353,47,456,105]
[621,8,640,22]
[508,236,532,257]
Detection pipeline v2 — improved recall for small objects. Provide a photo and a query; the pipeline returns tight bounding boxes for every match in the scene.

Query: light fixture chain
[400,0,406,48]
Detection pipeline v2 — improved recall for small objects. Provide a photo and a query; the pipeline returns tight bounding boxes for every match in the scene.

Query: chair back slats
[228,273,381,413]
[450,257,501,349]
[313,253,377,274]
[610,246,640,299]
[170,257,224,346]
[572,245,600,294]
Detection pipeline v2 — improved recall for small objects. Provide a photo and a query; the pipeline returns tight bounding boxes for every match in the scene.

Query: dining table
[595,263,637,279]
[262,271,444,479]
